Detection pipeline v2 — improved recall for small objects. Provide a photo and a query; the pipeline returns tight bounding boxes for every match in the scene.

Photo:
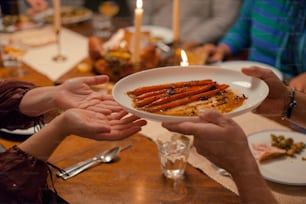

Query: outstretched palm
[54,76,123,114]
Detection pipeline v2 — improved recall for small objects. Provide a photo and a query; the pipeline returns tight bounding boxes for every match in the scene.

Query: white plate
[113,65,269,122]
[0,126,36,135]
[32,6,93,25]
[0,16,44,33]
[126,25,173,44]
[215,60,283,80]
[248,130,306,185]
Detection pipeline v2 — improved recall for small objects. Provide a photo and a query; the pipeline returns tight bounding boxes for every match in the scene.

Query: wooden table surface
[50,134,240,204]
[0,19,242,203]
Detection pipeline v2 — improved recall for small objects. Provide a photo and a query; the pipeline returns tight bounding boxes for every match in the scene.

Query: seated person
[201,0,306,92]
[127,0,243,43]
[0,75,147,203]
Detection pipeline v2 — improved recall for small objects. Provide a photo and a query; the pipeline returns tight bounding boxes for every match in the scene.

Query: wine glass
[2,42,28,77]
[92,1,120,40]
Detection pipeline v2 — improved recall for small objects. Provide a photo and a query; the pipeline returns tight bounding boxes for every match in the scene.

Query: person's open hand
[54,75,123,115]
[61,109,147,140]
[198,43,230,63]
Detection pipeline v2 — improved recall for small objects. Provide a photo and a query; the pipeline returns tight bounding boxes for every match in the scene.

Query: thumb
[198,109,226,125]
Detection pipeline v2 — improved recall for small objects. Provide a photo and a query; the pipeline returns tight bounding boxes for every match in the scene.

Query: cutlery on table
[212,164,232,178]
[57,143,132,179]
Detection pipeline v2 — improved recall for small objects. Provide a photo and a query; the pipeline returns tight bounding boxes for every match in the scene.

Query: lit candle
[172,0,180,43]
[132,0,143,63]
[180,49,189,66]
[53,0,61,32]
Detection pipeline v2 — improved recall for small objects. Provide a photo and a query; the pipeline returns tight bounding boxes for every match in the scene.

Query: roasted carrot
[135,89,166,100]
[146,84,215,107]
[145,84,229,112]
[128,79,214,96]
[135,84,215,107]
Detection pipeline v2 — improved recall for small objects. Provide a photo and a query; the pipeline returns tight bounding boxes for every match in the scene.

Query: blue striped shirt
[220,0,306,78]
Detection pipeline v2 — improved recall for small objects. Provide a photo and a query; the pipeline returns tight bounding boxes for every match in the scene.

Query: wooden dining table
[0,17,303,204]
[0,64,241,203]
[0,17,242,203]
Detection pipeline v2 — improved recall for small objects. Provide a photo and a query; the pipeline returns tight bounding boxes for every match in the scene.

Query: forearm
[19,86,58,116]
[219,0,251,55]
[230,158,277,204]
[18,115,68,161]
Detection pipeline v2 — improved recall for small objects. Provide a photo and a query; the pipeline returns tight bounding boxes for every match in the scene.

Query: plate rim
[31,6,93,25]
[59,6,93,25]
[125,25,173,44]
[0,16,45,33]
[113,65,269,122]
[248,129,306,186]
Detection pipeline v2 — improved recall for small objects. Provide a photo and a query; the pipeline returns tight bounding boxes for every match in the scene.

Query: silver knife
[56,143,132,179]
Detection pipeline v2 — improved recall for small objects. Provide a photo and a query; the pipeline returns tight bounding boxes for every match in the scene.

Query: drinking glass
[157,134,191,179]
[156,133,190,201]
[2,42,28,77]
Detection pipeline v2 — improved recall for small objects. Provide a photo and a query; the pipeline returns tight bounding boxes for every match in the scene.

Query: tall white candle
[172,0,180,43]
[180,49,189,66]
[53,0,61,31]
[132,0,143,63]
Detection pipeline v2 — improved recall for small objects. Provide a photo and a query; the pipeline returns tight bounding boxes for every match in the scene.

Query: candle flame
[181,50,188,63]
[136,0,143,9]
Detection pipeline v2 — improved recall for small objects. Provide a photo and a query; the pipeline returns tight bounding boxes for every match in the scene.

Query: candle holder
[53,29,67,63]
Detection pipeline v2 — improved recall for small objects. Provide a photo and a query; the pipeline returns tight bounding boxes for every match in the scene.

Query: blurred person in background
[201,0,306,92]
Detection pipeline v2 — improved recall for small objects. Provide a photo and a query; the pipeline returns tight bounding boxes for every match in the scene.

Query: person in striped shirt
[201,0,306,93]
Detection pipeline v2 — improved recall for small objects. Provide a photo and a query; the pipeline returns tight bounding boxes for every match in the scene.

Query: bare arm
[231,156,277,204]
[19,75,119,117]
[18,109,147,161]
[162,110,277,203]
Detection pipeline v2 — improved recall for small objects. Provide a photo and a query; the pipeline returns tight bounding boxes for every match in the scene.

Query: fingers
[201,44,222,62]
[162,122,197,136]
[209,50,223,62]
[241,66,276,80]
[82,75,109,86]
[198,109,228,125]
[96,113,147,140]
[78,95,123,113]
[66,75,109,87]
[289,74,306,93]
[163,109,235,136]
[108,111,145,125]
